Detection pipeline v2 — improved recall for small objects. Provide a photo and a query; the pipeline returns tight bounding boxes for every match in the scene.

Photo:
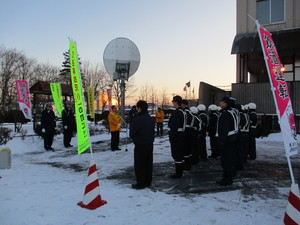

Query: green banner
[87,87,95,119]
[69,40,90,155]
[50,83,63,117]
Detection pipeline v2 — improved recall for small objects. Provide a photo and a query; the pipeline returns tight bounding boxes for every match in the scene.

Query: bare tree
[0,47,24,112]
[32,63,60,84]
[112,77,137,107]
[158,87,170,108]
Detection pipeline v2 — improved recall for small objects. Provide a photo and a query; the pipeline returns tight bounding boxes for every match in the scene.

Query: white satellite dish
[103,37,140,81]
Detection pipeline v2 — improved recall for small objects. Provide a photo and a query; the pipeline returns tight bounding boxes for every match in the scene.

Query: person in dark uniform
[130,100,155,189]
[248,103,257,160]
[239,105,250,164]
[207,104,220,158]
[197,104,208,161]
[217,96,239,186]
[168,95,186,179]
[190,106,201,165]
[62,101,76,148]
[182,99,193,171]
[41,103,56,151]
[129,105,138,123]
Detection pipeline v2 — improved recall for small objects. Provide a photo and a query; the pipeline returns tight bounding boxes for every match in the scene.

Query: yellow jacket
[156,110,164,123]
[108,111,122,132]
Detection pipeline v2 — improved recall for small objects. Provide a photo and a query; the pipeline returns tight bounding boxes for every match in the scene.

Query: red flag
[183,86,187,92]
[284,183,300,224]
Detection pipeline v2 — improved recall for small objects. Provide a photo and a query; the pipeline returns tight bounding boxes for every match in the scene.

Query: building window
[256,0,285,25]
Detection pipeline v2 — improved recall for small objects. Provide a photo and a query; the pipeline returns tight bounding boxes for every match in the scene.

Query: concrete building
[231,0,300,132]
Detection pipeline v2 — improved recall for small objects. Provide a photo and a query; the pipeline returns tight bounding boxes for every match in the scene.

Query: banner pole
[287,156,295,184]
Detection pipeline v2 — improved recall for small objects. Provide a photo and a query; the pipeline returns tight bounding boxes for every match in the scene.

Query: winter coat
[168,107,186,141]
[41,109,56,134]
[130,111,155,145]
[108,111,122,132]
[62,107,76,132]
[155,110,165,123]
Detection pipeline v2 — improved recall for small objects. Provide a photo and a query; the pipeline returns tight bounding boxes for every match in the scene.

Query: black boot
[170,163,183,179]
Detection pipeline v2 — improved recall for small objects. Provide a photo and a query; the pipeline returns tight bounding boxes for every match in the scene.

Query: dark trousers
[198,132,207,159]
[43,133,54,149]
[191,131,200,164]
[170,134,185,162]
[111,131,120,150]
[209,135,219,157]
[239,132,249,162]
[220,141,236,181]
[248,129,256,159]
[156,122,163,135]
[134,144,153,187]
[63,130,73,147]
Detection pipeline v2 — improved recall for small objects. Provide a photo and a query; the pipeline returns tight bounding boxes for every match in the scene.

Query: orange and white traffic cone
[77,159,107,210]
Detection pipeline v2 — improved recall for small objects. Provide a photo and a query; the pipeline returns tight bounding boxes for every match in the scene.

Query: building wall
[236,0,300,34]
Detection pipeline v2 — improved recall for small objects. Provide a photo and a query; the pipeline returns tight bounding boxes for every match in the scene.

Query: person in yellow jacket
[108,105,122,151]
[155,107,165,136]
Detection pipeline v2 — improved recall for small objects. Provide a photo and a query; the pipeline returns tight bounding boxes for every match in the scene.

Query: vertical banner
[50,83,63,117]
[256,21,297,157]
[107,88,112,111]
[69,40,90,155]
[87,87,95,119]
[15,80,32,120]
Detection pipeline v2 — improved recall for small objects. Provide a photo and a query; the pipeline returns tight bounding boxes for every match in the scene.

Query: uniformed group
[168,95,257,186]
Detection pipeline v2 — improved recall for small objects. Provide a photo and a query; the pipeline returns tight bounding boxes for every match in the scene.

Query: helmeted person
[216,96,239,186]
[62,101,76,148]
[168,95,186,178]
[207,104,219,158]
[108,105,122,151]
[248,103,257,160]
[155,107,165,136]
[41,103,56,151]
[130,100,155,189]
[190,106,201,165]
[239,105,250,163]
[181,99,193,171]
[197,104,208,161]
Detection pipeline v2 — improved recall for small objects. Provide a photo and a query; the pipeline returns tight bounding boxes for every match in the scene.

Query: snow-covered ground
[0,123,299,225]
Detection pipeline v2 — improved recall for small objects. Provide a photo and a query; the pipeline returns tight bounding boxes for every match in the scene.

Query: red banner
[16,80,32,120]
[257,21,297,156]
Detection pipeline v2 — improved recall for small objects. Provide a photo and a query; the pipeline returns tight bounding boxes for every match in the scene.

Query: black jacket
[217,107,238,146]
[168,107,186,141]
[208,111,219,137]
[62,107,76,131]
[129,111,155,145]
[41,109,56,134]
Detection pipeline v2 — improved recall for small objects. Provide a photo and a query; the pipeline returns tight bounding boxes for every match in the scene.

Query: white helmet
[197,104,206,111]
[244,104,249,110]
[248,103,256,110]
[217,106,222,111]
[208,104,218,111]
[190,106,198,114]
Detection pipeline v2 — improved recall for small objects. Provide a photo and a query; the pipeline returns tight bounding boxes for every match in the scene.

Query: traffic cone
[284,183,300,224]
[77,159,107,210]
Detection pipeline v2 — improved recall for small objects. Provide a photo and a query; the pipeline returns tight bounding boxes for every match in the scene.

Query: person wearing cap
[155,107,165,136]
[108,105,122,151]
[248,103,257,160]
[181,99,193,171]
[216,96,239,186]
[130,100,155,189]
[41,103,56,151]
[62,101,76,148]
[207,104,220,158]
[168,95,186,178]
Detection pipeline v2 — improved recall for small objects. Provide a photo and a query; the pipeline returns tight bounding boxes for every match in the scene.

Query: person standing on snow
[130,100,155,189]
[197,104,208,161]
[62,101,76,148]
[248,103,257,160]
[108,105,122,151]
[168,95,186,179]
[41,103,56,151]
[155,107,165,136]
[207,104,220,158]
[216,96,239,186]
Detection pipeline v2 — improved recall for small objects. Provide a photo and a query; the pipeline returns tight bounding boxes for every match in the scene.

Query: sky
[0,0,236,99]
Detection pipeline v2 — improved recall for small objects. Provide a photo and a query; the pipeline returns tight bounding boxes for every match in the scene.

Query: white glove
[42,128,46,133]
[64,126,68,129]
